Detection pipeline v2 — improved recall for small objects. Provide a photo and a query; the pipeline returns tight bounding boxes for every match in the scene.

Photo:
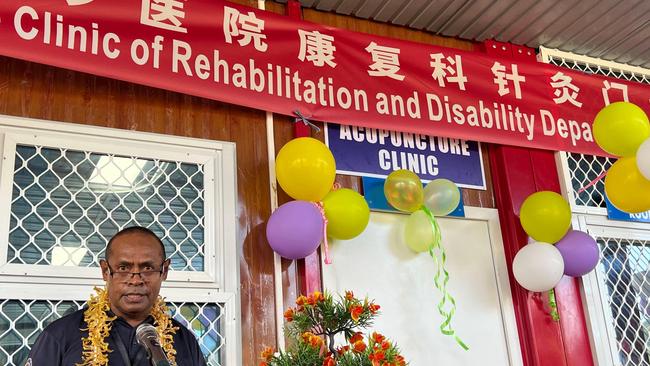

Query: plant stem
[327,333,336,355]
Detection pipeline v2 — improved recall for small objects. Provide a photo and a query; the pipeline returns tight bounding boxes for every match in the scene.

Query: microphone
[136,323,172,366]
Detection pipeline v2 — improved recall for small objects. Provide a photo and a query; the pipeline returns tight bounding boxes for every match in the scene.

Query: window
[9,146,205,270]
[0,115,240,366]
[580,222,650,366]
[540,47,650,366]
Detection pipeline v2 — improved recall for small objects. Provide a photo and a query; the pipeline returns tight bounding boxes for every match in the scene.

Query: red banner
[1,0,649,155]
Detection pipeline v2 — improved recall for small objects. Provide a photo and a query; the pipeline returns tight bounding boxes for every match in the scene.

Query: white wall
[322,208,522,366]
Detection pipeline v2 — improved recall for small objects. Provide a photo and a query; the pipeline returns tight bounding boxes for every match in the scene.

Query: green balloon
[404,210,438,253]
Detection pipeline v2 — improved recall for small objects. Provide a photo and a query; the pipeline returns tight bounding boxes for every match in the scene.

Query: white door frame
[318,206,523,366]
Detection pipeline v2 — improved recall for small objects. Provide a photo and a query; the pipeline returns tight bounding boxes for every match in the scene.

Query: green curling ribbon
[421,206,469,350]
[548,289,560,322]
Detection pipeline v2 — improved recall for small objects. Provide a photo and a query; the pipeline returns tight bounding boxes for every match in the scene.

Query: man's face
[100,232,169,325]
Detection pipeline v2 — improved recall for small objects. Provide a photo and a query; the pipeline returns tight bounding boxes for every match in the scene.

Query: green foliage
[286,291,374,340]
[260,341,323,366]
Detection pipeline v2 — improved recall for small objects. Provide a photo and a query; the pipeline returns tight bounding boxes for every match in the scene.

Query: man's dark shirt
[26,309,207,366]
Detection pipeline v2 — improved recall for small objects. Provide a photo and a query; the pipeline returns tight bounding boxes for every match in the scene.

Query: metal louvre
[275,0,650,68]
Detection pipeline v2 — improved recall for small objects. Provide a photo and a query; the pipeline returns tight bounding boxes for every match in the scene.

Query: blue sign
[605,196,650,223]
[325,123,486,189]
[362,177,465,217]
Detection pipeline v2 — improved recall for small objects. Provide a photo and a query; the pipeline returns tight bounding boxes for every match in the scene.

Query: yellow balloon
[275,137,336,201]
[384,170,423,212]
[322,189,370,240]
[404,210,437,253]
[519,191,571,244]
[605,156,650,213]
[593,102,650,157]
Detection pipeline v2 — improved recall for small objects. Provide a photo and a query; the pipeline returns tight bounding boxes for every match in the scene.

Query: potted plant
[260,290,407,366]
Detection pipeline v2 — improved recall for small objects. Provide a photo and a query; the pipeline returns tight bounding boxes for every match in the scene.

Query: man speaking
[25,227,208,366]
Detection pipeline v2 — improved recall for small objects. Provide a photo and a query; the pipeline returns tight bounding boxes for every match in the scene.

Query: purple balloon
[555,230,600,277]
[266,201,324,260]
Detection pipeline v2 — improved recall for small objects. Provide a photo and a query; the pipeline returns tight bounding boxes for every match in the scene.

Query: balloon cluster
[266,137,370,260]
[594,102,650,213]
[384,169,468,349]
[513,191,599,292]
[383,170,460,252]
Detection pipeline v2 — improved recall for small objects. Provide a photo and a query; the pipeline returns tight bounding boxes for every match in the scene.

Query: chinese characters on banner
[1,0,649,156]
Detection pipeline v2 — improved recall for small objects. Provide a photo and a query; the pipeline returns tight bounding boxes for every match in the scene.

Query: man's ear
[100,259,110,282]
[161,259,171,281]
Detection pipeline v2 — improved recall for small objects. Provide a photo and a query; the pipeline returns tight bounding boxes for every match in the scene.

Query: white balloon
[513,242,564,292]
[637,137,650,181]
[423,179,461,216]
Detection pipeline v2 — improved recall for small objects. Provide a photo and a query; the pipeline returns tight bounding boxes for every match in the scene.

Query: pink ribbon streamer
[314,202,331,264]
[576,170,607,194]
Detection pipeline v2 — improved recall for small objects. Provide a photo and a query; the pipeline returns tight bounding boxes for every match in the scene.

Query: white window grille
[578,218,650,366]
[0,115,240,366]
[9,145,205,271]
[0,299,225,366]
[540,47,650,366]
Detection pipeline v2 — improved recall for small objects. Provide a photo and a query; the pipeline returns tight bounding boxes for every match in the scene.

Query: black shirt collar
[106,310,156,328]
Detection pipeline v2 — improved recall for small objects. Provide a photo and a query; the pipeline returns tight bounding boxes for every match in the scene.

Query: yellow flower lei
[78,287,179,366]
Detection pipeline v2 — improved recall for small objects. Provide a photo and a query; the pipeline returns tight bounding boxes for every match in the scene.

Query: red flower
[283,308,294,322]
[314,336,324,348]
[322,355,336,366]
[311,337,323,348]
[368,303,381,314]
[296,295,307,306]
[345,290,354,300]
[381,340,391,350]
[372,332,386,344]
[349,332,364,344]
[301,332,315,343]
[313,291,325,302]
[352,340,367,353]
[369,350,386,366]
[305,291,325,306]
[301,332,323,349]
[260,347,274,361]
[350,305,364,322]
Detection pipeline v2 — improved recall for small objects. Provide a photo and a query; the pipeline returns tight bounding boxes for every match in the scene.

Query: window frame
[575,215,650,366]
[0,114,241,365]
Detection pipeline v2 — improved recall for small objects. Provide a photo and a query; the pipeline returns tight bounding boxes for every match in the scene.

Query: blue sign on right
[605,195,650,223]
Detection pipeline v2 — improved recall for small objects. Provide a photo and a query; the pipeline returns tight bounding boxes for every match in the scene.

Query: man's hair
[105,226,166,260]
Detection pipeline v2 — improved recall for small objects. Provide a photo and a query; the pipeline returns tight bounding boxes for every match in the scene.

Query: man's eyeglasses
[105,261,166,281]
